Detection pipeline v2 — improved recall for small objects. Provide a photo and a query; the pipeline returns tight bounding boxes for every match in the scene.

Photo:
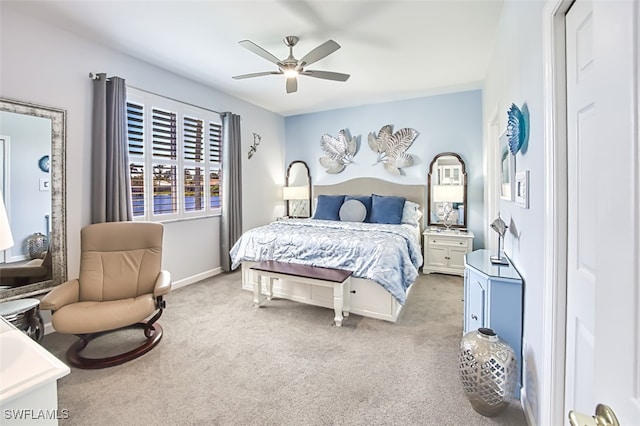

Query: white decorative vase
[459,327,517,417]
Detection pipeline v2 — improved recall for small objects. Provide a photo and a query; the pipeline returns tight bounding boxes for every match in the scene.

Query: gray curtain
[91,73,132,223]
[220,112,243,271]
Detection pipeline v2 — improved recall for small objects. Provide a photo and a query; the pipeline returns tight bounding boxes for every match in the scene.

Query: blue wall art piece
[507,103,527,155]
[38,155,50,172]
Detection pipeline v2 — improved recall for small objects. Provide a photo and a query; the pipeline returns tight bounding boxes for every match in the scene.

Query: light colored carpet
[41,271,527,425]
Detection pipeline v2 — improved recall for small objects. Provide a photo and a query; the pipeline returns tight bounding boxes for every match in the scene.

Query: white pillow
[339,199,367,222]
[401,201,423,226]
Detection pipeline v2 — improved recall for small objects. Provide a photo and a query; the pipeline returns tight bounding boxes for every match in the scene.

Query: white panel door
[565,0,596,415]
[565,0,640,422]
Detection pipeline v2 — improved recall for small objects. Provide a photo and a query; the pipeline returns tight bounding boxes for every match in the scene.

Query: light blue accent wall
[284,89,485,248]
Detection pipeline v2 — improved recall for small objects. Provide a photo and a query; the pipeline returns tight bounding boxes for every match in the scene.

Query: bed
[231,178,425,322]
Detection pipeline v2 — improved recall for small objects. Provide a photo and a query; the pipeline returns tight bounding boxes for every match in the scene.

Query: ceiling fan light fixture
[233,36,350,94]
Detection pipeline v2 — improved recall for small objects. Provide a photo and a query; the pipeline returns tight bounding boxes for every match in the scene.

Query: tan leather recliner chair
[0,249,52,286]
[41,222,171,369]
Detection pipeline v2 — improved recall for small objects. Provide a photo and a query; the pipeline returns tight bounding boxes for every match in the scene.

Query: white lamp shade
[283,185,309,200]
[0,191,14,250]
[432,185,464,203]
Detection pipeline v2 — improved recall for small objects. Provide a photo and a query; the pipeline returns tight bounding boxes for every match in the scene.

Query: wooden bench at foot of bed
[250,261,352,327]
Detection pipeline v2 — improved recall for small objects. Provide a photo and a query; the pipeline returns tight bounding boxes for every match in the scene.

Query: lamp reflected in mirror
[0,191,14,251]
[427,152,467,229]
[283,186,309,218]
[432,185,464,230]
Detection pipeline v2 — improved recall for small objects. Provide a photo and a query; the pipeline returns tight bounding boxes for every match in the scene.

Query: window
[126,88,222,221]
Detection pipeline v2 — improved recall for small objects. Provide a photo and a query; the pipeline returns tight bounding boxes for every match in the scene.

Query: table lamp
[283,185,309,218]
[490,215,509,265]
[0,191,14,250]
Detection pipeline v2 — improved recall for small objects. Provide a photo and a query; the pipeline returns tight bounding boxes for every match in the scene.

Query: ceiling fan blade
[286,77,298,94]
[298,40,340,67]
[232,71,281,80]
[238,40,282,65]
[301,70,350,82]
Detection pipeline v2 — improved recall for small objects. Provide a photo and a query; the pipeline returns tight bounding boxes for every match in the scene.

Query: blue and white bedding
[230,219,423,304]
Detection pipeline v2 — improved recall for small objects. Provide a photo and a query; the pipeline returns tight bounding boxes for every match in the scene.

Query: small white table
[250,261,352,327]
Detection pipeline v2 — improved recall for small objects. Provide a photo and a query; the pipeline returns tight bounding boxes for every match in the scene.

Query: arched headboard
[313,178,426,229]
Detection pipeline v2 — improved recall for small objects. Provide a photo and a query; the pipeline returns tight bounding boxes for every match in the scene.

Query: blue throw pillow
[313,195,346,221]
[344,195,372,222]
[369,194,406,224]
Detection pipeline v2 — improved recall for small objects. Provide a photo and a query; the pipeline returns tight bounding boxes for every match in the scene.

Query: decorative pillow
[339,199,367,222]
[401,200,423,226]
[344,195,372,222]
[312,195,346,221]
[369,194,406,224]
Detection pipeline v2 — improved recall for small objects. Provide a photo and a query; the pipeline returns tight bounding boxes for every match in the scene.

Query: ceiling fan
[232,36,350,94]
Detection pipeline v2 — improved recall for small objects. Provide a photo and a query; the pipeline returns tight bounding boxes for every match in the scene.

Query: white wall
[0,5,286,283]
[483,1,546,423]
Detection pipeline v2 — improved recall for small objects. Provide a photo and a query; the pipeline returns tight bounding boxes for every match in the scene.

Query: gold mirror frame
[285,161,311,218]
[0,98,67,302]
[427,152,467,229]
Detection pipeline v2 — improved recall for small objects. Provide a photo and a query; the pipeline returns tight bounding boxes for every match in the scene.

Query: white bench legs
[251,265,351,327]
[252,271,274,307]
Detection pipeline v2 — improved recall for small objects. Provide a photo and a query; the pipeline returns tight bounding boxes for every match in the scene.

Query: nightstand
[422,229,474,276]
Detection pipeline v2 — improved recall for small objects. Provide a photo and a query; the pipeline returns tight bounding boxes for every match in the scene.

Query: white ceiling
[9,0,504,117]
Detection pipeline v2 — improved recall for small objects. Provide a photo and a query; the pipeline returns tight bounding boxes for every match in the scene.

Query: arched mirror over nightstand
[427,152,467,229]
[285,161,311,218]
[423,152,473,276]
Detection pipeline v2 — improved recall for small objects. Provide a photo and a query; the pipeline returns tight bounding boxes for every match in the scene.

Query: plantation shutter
[152,108,177,215]
[127,102,145,217]
[183,116,204,212]
[209,122,222,208]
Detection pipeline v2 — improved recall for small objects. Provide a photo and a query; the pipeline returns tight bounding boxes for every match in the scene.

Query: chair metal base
[66,322,163,369]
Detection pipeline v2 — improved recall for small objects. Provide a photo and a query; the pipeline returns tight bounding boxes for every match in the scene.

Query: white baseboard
[43,268,223,335]
[521,388,537,426]
[171,267,222,290]
[44,322,55,336]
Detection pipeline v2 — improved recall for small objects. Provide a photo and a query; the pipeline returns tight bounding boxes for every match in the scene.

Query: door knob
[471,314,478,320]
[568,404,619,426]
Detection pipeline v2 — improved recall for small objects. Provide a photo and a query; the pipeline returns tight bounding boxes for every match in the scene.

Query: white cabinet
[0,317,70,424]
[422,230,474,276]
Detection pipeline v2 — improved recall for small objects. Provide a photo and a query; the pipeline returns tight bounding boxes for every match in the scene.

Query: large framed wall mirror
[0,98,67,302]
[427,152,467,229]
[285,161,311,218]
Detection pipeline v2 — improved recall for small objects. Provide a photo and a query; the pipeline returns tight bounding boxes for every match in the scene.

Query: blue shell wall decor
[506,103,527,155]
[38,155,50,173]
